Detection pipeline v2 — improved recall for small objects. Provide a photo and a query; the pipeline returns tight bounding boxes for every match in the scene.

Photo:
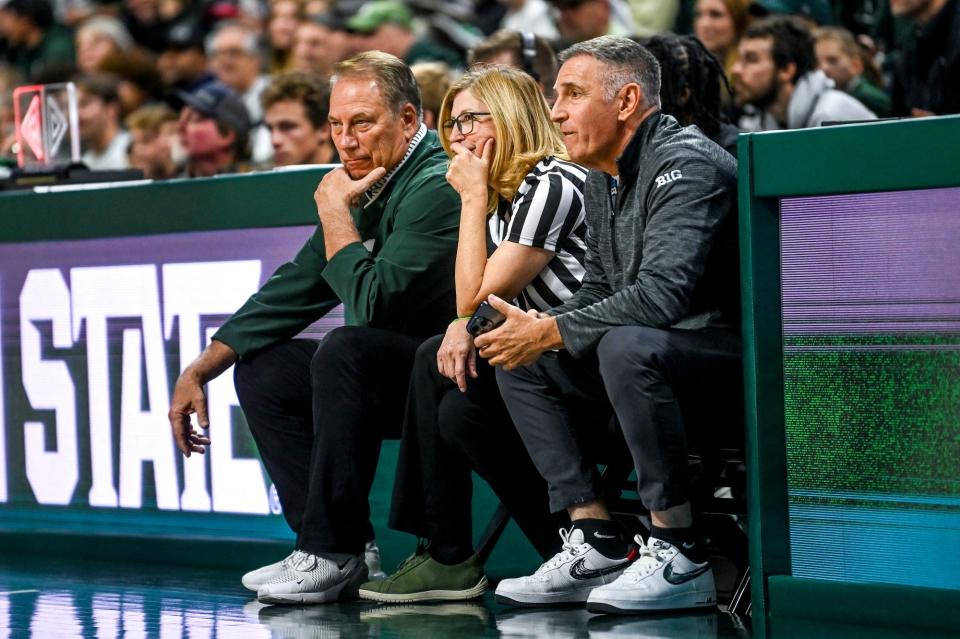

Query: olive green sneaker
[358,551,488,603]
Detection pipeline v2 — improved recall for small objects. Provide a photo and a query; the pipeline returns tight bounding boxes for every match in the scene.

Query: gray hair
[77,16,134,52]
[559,35,661,107]
[205,21,260,58]
[331,51,423,121]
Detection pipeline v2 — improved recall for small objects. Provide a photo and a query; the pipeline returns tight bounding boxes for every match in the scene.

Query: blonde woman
[359,66,588,604]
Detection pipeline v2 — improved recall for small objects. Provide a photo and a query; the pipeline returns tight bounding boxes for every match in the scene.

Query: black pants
[497,326,743,514]
[234,326,424,555]
[389,334,567,560]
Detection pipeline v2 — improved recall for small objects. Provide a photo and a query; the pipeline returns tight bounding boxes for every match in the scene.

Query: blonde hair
[438,65,567,213]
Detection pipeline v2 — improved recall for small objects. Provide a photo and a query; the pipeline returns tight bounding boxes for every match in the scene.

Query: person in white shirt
[76,72,131,170]
[207,21,272,164]
[499,0,560,41]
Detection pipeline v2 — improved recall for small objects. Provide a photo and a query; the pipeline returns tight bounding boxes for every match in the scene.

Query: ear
[616,83,643,122]
[778,61,798,86]
[400,102,420,137]
[222,129,236,151]
[850,55,864,76]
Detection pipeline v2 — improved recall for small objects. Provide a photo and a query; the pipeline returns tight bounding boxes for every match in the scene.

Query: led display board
[780,189,960,590]
[0,225,341,542]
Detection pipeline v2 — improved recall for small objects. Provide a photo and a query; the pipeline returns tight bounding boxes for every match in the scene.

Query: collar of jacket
[613,110,662,195]
[361,123,428,209]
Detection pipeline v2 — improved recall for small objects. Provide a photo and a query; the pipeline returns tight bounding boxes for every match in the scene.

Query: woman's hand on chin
[445,137,495,202]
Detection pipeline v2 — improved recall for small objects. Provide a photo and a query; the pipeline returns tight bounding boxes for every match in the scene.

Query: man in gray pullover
[474,35,741,613]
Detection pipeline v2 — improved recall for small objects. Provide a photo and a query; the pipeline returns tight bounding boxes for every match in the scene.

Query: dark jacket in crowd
[214,128,461,359]
[547,112,740,357]
[893,0,960,116]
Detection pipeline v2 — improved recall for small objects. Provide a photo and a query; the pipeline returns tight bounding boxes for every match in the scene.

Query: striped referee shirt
[487,156,589,312]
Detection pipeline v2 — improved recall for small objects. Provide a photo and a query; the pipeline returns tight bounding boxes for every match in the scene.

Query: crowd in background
[0,0,957,179]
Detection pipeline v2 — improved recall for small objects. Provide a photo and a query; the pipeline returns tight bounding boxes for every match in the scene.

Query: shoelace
[535,528,588,575]
[292,551,322,572]
[283,550,308,569]
[393,540,429,573]
[623,537,670,578]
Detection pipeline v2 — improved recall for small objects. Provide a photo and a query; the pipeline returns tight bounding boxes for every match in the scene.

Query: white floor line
[0,589,39,595]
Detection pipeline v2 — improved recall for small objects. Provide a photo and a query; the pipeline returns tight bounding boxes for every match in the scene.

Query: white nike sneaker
[586,536,716,614]
[365,539,387,580]
[241,550,307,592]
[494,527,637,607]
[257,550,368,605]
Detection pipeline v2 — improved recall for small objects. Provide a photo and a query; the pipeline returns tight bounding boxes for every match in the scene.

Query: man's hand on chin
[474,295,564,370]
[314,166,387,259]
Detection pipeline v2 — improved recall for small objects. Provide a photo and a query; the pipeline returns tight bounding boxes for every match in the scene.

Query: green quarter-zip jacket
[548,112,740,357]
[214,129,460,359]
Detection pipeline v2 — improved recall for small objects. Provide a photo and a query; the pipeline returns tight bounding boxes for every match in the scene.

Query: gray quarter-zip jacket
[548,112,740,357]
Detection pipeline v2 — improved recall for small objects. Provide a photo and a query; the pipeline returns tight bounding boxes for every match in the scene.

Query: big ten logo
[655,169,683,188]
[2,261,277,515]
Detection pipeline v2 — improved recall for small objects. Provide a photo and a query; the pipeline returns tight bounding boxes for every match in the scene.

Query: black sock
[650,525,709,563]
[573,519,633,559]
[427,540,473,566]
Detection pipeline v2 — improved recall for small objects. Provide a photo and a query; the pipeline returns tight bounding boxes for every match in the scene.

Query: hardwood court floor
[8,552,953,639]
[0,553,752,638]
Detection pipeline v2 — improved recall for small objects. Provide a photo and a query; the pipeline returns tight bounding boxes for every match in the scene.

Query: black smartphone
[466,301,506,337]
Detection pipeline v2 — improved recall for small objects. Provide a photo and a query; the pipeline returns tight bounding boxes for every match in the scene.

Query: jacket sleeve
[320,173,460,327]
[555,153,736,357]
[213,228,341,360]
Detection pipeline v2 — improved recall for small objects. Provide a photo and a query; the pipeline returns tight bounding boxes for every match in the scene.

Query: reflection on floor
[0,554,751,638]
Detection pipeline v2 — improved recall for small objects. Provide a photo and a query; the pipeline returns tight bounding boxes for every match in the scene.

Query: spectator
[176,82,251,176]
[498,0,560,41]
[890,0,960,116]
[157,19,214,93]
[75,73,131,170]
[0,65,23,163]
[546,0,635,46]
[477,35,741,614]
[207,21,272,163]
[347,0,462,68]
[732,16,876,130]
[122,0,182,54]
[694,0,752,78]
[168,51,461,605]
[815,26,892,117]
[411,61,453,129]
[748,0,834,26]
[470,29,559,103]
[99,48,165,119]
[642,33,740,156]
[289,13,354,77]
[359,64,588,605]
[267,0,303,72]
[75,16,134,73]
[261,70,336,165]
[0,0,75,80]
[126,103,182,178]
[626,0,680,37]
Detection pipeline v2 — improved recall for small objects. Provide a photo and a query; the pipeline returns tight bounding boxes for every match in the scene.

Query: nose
[336,126,358,150]
[550,100,565,123]
[448,125,464,143]
[730,60,742,79]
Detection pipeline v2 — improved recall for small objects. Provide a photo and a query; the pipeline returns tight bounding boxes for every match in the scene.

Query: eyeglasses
[442,111,491,136]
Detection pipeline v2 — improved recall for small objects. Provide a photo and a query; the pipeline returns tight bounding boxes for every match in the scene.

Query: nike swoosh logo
[337,558,351,570]
[569,557,631,581]
[296,579,304,585]
[663,562,711,585]
[593,532,616,539]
